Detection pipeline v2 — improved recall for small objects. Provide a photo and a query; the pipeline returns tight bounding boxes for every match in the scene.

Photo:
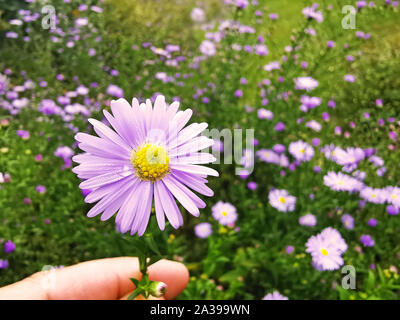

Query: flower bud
[148,281,167,298]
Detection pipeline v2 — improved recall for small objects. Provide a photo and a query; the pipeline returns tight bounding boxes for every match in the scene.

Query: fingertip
[148,259,189,300]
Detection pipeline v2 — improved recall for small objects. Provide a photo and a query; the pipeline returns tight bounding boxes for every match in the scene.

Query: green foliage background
[0,0,399,299]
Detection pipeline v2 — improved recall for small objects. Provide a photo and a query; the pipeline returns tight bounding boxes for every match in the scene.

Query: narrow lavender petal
[130,181,152,235]
[172,171,214,197]
[131,98,147,142]
[73,153,105,164]
[156,181,182,229]
[171,109,193,133]
[75,132,131,158]
[162,175,200,217]
[169,136,214,157]
[164,175,206,213]
[100,179,140,221]
[100,191,129,221]
[145,99,154,132]
[137,183,154,236]
[84,176,135,203]
[154,181,166,230]
[73,161,130,177]
[79,168,133,189]
[150,95,167,131]
[73,154,127,166]
[168,122,208,149]
[116,185,141,234]
[170,153,216,165]
[86,176,138,218]
[170,163,219,177]
[88,118,132,152]
[78,142,128,160]
[103,110,136,148]
[166,101,180,121]
[110,98,140,147]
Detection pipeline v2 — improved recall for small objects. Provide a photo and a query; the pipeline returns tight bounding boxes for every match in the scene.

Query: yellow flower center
[131,144,170,181]
[300,149,305,154]
[371,194,376,198]
[222,211,228,216]
[320,248,328,256]
[338,181,344,185]
[279,197,286,203]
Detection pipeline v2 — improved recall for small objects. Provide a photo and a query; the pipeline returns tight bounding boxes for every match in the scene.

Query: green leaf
[130,278,139,287]
[365,271,376,292]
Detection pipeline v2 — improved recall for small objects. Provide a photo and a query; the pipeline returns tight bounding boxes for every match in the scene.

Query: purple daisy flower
[73,95,218,236]
[323,171,364,193]
[385,187,400,207]
[269,189,296,212]
[341,214,354,230]
[36,185,46,194]
[387,205,399,215]
[360,234,374,247]
[54,146,74,160]
[4,240,16,253]
[106,84,124,98]
[262,291,288,300]
[294,77,319,91]
[333,147,365,166]
[257,108,273,120]
[17,130,30,139]
[247,181,257,190]
[194,222,213,239]
[360,187,386,204]
[368,218,378,227]
[256,149,280,165]
[0,260,8,269]
[306,227,347,271]
[289,140,314,162]
[211,201,237,226]
[344,74,356,82]
[200,40,216,56]
[299,213,317,227]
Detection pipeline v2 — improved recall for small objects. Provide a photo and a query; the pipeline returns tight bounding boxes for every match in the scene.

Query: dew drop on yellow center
[131,144,170,181]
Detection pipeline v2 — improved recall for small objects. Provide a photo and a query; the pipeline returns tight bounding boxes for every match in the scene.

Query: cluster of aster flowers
[0,1,123,124]
[320,143,400,213]
[256,140,314,175]
[54,146,75,170]
[0,69,102,122]
[306,228,347,271]
[302,4,324,23]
